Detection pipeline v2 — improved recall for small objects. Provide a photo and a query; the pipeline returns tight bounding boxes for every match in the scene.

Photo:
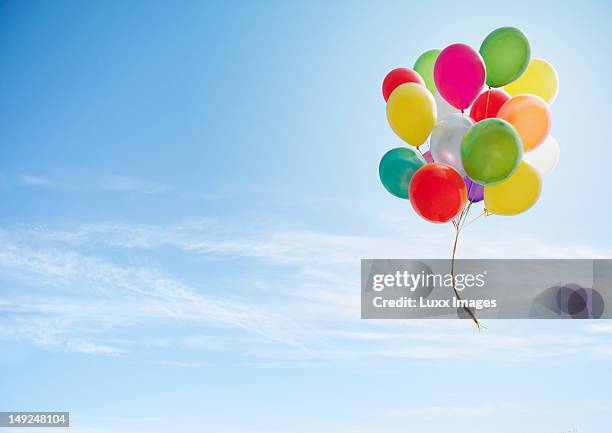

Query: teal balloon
[479,27,530,88]
[379,147,426,199]
[460,119,522,185]
[413,49,441,94]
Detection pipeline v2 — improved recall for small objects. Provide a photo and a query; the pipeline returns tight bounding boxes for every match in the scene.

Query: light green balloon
[479,27,530,88]
[379,147,426,199]
[461,119,522,185]
[413,49,441,94]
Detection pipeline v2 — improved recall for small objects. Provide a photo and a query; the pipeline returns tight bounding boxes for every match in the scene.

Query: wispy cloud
[150,360,209,368]
[585,323,612,333]
[18,174,63,189]
[386,404,498,418]
[1,220,611,361]
[15,174,170,194]
[387,400,612,418]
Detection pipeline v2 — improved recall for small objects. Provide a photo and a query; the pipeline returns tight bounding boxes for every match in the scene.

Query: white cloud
[150,360,209,368]
[584,323,612,333]
[18,174,62,189]
[0,229,307,355]
[16,174,171,195]
[386,400,612,420]
[1,427,152,433]
[1,220,611,361]
[386,404,496,418]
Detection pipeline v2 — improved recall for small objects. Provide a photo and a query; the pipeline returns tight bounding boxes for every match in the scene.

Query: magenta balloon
[434,43,486,110]
[423,150,434,163]
[465,177,484,203]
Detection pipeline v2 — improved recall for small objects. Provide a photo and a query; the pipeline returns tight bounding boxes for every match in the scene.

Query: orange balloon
[497,95,551,152]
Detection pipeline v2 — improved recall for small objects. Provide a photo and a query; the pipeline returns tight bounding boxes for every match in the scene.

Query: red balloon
[382,68,425,101]
[409,164,467,223]
[469,89,510,122]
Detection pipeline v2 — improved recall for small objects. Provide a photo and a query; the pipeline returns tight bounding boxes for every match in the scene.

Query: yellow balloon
[484,161,542,216]
[386,82,436,147]
[504,59,559,104]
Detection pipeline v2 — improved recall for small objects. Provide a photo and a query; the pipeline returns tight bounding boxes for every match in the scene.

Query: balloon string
[461,210,486,230]
[453,181,474,226]
[450,200,481,329]
[485,88,492,118]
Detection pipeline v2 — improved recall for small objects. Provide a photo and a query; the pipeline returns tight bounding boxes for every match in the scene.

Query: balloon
[461,118,522,185]
[479,27,530,88]
[413,49,441,94]
[382,68,425,102]
[434,43,485,110]
[484,161,542,215]
[525,135,560,176]
[386,82,436,147]
[430,113,474,176]
[470,89,510,122]
[434,90,458,122]
[497,94,551,152]
[409,164,467,223]
[379,147,426,199]
[465,177,484,203]
[422,150,434,163]
[504,59,559,104]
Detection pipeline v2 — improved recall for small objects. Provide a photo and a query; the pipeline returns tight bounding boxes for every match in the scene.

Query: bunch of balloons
[379,27,559,223]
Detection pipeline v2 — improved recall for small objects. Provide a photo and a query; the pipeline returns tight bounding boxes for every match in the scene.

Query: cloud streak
[18,174,63,189]
[15,174,169,194]
[1,220,611,362]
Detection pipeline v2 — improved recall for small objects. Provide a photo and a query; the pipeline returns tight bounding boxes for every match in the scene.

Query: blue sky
[1,0,611,432]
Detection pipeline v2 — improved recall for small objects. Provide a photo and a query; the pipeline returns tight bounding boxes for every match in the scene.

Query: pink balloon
[423,150,434,163]
[434,43,485,110]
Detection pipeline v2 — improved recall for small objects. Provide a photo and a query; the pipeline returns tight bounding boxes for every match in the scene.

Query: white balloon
[430,113,474,176]
[434,90,459,122]
[525,135,560,176]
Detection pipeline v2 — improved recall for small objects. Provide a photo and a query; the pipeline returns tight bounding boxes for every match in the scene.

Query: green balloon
[479,27,530,88]
[461,119,522,185]
[413,49,441,94]
[379,147,426,199]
